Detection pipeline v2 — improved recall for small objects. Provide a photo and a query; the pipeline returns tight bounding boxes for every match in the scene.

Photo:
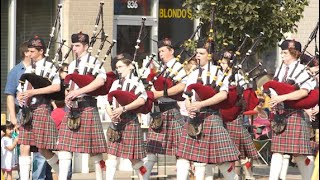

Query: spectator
[1,121,19,180]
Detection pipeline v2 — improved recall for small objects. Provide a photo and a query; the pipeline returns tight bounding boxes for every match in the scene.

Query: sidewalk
[70,164,302,180]
[10,160,303,179]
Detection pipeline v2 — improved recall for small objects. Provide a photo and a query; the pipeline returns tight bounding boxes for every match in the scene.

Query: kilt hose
[19,104,58,148]
[146,108,185,156]
[57,106,107,154]
[107,114,146,159]
[224,116,259,159]
[176,110,240,164]
[271,109,313,155]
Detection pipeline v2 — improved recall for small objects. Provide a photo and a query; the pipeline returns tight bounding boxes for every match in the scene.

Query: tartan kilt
[224,116,259,159]
[271,109,313,155]
[146,108,185,156]
[107,114,146,159]
[18,123,35,146]
[57,106,107,154]
[176,110,240,163]
[32,104,58,150]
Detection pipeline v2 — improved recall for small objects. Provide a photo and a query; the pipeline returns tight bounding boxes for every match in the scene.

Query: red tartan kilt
[176,111,240,163]
[146,108,185,156]
[107,115,146,159]
[57,106,107,154]
[32,104,58,150]
[271,109,313,155]
[225,116,259,159]
[19,124,35,146]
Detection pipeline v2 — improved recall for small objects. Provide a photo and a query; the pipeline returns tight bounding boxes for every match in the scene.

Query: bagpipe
[19,5,69,101]
[220,69,267,122]
[145,21,203,102]
[285,20,318,85]
[218,33,265,122]
[107,18,154,114]
[64,40,117,96]
[107,54,156,114]
[263,21,319,110]
[263,70,319,109]
[146,61,185,101]
[64,2,118,96]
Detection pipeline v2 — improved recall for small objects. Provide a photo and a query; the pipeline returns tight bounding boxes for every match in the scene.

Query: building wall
[292,0,319,55]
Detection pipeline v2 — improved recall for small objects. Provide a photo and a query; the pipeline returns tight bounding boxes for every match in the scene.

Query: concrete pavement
[70,164,302,180]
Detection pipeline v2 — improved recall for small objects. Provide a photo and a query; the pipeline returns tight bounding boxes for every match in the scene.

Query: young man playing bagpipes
[143,38,187,179]
[17,36,61,180]
[56,32,107,180]
[176,40,240,180]
[267,40,315,180]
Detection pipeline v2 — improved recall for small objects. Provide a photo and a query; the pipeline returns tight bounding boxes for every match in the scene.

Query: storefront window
[116,25,152,66]
[1,0,55,112]
[16,0,55,58]
[1,0,9,112]
[158,0,194,60]
[114,0,155,16]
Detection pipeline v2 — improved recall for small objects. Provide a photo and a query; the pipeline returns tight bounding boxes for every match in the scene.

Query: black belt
[77,97,97,108]
[30,95,50,108]
[158,102,179,112]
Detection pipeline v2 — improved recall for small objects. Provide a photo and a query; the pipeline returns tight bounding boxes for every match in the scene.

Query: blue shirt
[4,61,27,104]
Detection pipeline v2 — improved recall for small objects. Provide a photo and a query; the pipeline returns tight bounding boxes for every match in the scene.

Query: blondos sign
[159,8,192,19]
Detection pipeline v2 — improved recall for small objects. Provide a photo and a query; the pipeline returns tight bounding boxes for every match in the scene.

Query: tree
[182,0,309,53]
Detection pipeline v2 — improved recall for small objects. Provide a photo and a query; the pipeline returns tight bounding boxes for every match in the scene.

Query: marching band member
[105,57,147,180]
[17,36,61,180]
[143,38,187,180]
[220,51,259,180]
[267,40,315,180]
[176,40,240,180]
[57,32,107,180]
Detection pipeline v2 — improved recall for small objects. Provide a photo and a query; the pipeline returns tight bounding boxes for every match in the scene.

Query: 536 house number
[127,0,138,9]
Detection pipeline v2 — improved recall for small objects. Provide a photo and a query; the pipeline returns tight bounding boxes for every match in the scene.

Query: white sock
[205,164,215,180]
[106,159,117,180]
[279,154,290,180]
[19,156,31,180]
[142,154,157,180]
[91,154,104,180]
[58,151,72,180]
[218,162,239,180]
[295,155,315,180]
[194,162,206,180]
[176,159,190,180]
[269,153,283,180]
[132,161,145,180]
[46,153,59,174]
[240,158,254,179]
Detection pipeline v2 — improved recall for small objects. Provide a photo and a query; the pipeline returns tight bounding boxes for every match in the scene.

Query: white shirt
[1,137,17,170]
[271,60,314,93]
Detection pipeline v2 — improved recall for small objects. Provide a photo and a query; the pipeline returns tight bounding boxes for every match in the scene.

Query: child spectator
[1,121,19,180]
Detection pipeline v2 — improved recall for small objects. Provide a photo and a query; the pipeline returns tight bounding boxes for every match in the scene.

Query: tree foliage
[182,0,309,52]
